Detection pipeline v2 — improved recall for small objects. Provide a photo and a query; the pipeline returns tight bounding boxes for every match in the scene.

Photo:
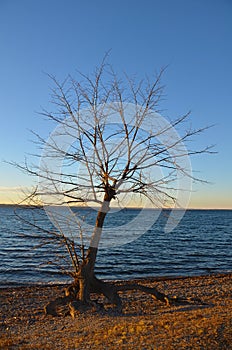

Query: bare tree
[13,57,212,315]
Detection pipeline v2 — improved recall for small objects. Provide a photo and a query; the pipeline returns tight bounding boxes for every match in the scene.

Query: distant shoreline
[0,203,231,210]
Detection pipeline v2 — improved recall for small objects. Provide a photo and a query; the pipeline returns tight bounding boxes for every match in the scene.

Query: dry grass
[0,274,232,349]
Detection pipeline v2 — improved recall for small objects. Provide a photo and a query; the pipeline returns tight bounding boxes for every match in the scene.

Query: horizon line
[0,203,231,210]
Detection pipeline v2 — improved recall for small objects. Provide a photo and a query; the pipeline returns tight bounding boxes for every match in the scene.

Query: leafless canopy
[18,59,212,212]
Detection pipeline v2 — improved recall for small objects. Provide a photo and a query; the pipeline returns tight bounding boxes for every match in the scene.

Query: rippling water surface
[0,206,231,286]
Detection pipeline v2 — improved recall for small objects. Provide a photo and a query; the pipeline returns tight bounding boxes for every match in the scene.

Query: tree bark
[76,189,113,304]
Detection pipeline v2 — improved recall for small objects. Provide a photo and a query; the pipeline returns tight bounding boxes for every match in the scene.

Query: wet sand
[0,273,232,349]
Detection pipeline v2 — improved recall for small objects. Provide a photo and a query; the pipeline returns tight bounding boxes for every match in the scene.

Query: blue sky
[0,0,231,208]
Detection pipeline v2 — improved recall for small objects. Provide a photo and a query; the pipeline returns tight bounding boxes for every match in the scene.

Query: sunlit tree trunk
[77,188,113,303]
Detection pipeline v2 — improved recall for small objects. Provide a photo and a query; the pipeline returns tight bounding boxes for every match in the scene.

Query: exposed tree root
[44,295,73,316]
[114,283,206,306]
[44,277,206,317]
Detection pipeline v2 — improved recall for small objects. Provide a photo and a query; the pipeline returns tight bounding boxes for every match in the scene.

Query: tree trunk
[76,190,112,304]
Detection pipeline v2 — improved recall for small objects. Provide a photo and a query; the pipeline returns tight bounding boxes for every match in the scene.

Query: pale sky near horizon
[0,0,231,208]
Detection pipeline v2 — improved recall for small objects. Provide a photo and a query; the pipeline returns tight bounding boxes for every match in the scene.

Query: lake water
[0,206,231,287]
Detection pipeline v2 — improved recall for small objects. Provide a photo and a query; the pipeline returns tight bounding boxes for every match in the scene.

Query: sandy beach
[0,273,231,349]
